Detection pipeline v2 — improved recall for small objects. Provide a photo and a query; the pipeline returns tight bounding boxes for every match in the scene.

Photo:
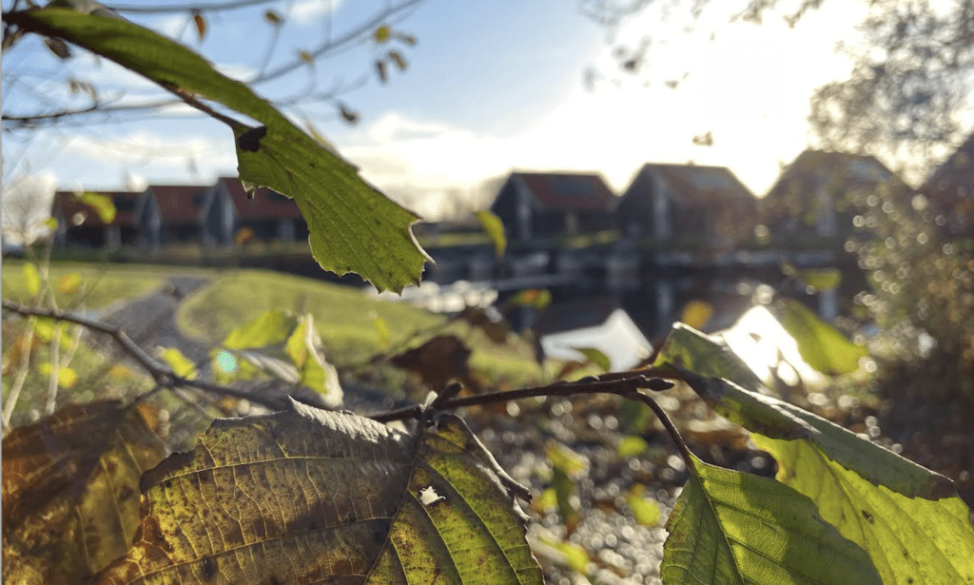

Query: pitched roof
[52,190,142,228]
[216,177,304,220]
[514,172,616,212]
[148,185,211,223]
[631,163,754,206]
[765,150,897,200]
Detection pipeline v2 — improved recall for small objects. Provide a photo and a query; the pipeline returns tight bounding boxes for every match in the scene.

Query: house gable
[921,133,974,236]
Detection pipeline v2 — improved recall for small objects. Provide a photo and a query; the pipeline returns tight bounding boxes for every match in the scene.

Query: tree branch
[0,300,297,412]
[103,0,279,15]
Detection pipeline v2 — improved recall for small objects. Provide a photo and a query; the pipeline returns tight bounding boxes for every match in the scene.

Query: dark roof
[921,133,974,211]
[513,172,616,212]
[630,163,754,206]
[216,177,304,220]
[765,150,898,200]
[52,190,142,228]
[148,185,210,223]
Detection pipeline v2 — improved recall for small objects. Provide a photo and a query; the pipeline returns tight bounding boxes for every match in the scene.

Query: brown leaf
[263,9,283,25]
[2,402,168,585]
[387,49,407,71]
[192,11,206,41]
[391,334,474,391]
[460,307,510,344]
[89,404,543,584]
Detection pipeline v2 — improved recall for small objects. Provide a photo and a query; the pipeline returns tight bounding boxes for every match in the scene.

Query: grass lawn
[176,269,544,387]
[0,260,189,309]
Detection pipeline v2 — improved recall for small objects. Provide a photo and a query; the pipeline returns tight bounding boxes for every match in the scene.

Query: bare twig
[0,300,327,412]
[368,369,677,423]
[103,0,279,14]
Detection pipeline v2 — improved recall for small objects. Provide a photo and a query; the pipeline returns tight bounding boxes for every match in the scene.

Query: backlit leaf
[777,299,866,375]
[285,314,342,407]
[23,263,41,296]
[662,453,882,584]
[679,299,713,330]
[38,362,78,388]
[21,8,429,292]
[476,209,507,258]
[626,485,660,526]
[159,347,197,380]
[617,435,649,458]
[658,324,974,583]
[91,403,543,584]
[572,346,611,371]
[78,191,116,223]
[59,273,83,296]
[221,309,297,350]
[2,402,167,585]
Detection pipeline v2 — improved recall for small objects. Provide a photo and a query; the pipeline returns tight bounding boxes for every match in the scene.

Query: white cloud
[291,0,346,25]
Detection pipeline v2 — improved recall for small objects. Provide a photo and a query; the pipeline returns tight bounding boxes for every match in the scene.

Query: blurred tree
[582,0,974,179]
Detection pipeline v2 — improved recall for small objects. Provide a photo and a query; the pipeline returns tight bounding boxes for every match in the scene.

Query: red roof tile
[514,172,616,212]
[217,177,304,220]
[148,185,210,223]
[52,191,142,228]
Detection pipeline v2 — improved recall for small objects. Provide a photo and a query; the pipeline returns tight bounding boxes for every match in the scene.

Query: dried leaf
[2,402,167,585]
[391,334,474,391]
[263,9,282,25]
[191,11,205,41]
[91,404,543,584]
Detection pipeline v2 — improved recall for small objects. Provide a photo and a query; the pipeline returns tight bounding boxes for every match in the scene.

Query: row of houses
[53,177,308,250]
[490,143,972,248]
[53,139,973,253]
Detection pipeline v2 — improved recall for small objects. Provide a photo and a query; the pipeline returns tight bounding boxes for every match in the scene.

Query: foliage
[3,3,974,585]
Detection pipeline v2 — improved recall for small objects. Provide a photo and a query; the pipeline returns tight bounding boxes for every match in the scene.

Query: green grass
[176,269,544,387]
[1,260,185,309]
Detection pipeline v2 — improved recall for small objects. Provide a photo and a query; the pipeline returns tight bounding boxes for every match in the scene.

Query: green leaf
[572,346,611,371]
[23,263,41,296]
[753,435,974,585]
[476,210,507,258]
[658,325,974,583]
[777,299,866,375]
[158,347,197,380]
[617,435,649,458]
[42,217,58,231]
[547,443,586,529]
[538,536,590,574]
[626,485,660,526]
[661,453,882,585]
[654,322,765,392]
[91,404,543,584]
[284,314,342,407]
[22,8,430,292]
[221,309,297,350]
[372,313,390,348]
[78,191,116,224]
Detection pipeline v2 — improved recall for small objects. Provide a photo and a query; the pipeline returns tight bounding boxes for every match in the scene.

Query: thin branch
[251,0,426,85]
[0,300,317,412]
[368,370,677,423]
[103,0,279,14]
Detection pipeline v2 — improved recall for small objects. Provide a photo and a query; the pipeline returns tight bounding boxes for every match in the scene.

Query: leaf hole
[419,486,445,506]
[861,509,874,523]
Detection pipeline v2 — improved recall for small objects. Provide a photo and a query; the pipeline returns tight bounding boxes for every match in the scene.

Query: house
[920,133,974,237]
[489,172,617,244]
[762,150,906,243]
[139,184,213,249]
[51,190,143,250]
[204,177,308,247]
[616,163,757,247]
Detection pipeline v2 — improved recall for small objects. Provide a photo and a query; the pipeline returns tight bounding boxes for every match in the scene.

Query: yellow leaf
[23,263,41,296]
[680,299,713,330]
[59,273,83,296]
[374,24,391,43]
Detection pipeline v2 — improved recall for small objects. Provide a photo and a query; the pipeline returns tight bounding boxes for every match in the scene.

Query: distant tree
[583,0,974,178]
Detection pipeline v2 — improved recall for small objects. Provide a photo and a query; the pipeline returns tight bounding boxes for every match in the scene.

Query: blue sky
[2,0,866,218]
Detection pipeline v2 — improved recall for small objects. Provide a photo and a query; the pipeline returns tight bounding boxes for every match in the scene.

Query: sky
[2,0,869,220]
